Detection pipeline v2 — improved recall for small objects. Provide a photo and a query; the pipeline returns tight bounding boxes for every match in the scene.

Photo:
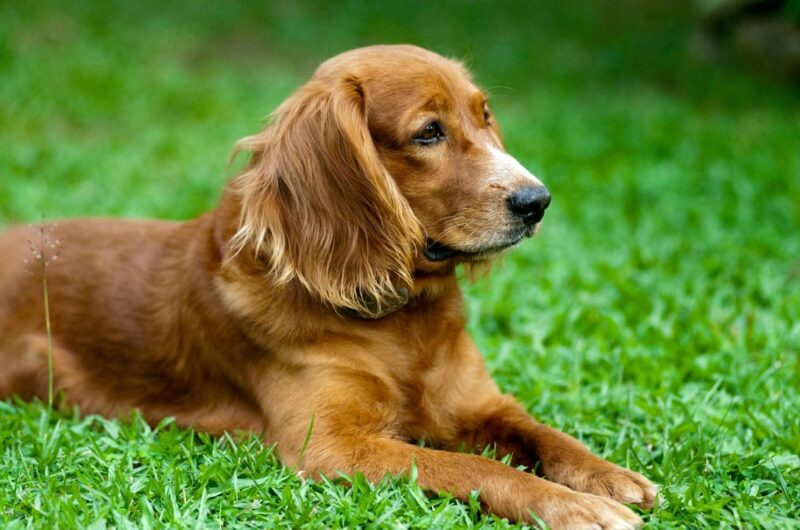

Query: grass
[1,0,799,527]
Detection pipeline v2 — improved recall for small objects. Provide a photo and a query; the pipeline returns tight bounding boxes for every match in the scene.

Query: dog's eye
[483,104,492,126]
[415,121,445,145]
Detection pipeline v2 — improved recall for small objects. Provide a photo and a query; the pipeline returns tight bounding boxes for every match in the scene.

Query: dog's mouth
[423,230,533,262]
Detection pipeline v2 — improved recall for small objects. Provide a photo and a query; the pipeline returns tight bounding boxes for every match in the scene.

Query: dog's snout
[507,186,551,225]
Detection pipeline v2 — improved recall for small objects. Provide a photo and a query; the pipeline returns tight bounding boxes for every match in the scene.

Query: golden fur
[0,45,655,528]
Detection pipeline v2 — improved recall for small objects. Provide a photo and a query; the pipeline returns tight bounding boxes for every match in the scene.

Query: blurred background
[0,1,798,527]
[1,0,798,221]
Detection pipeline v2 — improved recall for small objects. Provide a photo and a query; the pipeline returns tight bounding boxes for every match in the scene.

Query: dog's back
[0,218,182,404]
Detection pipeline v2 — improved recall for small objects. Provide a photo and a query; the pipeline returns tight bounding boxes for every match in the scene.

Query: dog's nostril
[507,186,551,224]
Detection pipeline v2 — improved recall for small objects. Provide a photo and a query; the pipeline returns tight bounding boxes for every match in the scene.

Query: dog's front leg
[456,396,658,510]
[256,363,643,529]
[305,434,647,528]
[432,332,657,511]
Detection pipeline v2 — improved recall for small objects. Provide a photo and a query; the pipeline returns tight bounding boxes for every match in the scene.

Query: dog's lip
[423,234,528,262]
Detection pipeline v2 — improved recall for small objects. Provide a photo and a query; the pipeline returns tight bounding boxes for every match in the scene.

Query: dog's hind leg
[0,334,56,402]
[0,334,126,417]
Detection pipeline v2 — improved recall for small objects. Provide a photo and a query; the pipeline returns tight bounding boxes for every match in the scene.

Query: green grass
[1,1,799,528]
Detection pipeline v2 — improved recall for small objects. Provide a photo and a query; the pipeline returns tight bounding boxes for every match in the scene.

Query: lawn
[1,1,799,528]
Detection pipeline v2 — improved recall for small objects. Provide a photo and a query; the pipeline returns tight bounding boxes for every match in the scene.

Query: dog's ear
[230,75,423,317]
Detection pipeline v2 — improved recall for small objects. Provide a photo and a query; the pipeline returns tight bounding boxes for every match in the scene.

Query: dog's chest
[381,325,485,443]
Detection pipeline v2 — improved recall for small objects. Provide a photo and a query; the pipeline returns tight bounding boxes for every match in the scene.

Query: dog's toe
[583,465,658,509]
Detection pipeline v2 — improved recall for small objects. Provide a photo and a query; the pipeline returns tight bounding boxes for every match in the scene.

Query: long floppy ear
[230,74,423,317]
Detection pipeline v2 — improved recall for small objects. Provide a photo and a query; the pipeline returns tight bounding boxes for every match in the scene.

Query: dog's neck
[338,287,410,319]
[213,196,462,321]
[336,262,461,319]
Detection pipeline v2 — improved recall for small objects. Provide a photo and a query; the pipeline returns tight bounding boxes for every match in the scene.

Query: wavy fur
[230,74,423,317]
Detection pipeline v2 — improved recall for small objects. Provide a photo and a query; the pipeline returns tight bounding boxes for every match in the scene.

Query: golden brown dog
[0,45,655,528]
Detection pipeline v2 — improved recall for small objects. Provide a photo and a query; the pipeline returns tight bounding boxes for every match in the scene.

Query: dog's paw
[574,463,657,509]
[535,489,644,530]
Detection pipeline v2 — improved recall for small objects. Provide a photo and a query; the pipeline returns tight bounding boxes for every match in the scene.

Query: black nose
[507,186,551,225]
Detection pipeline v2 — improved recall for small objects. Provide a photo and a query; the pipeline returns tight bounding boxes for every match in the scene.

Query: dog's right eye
[414,121,445,145]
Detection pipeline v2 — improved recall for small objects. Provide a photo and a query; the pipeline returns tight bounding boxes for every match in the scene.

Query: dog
[0,45,655,528]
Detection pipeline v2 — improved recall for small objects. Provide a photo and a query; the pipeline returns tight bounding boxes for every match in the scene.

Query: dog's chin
[424,225,537,263]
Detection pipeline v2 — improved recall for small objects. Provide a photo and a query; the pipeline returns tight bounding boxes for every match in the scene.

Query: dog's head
[231,45,549,318]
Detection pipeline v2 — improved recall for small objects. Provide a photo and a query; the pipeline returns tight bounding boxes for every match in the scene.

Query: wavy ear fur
[230,75,423,317]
